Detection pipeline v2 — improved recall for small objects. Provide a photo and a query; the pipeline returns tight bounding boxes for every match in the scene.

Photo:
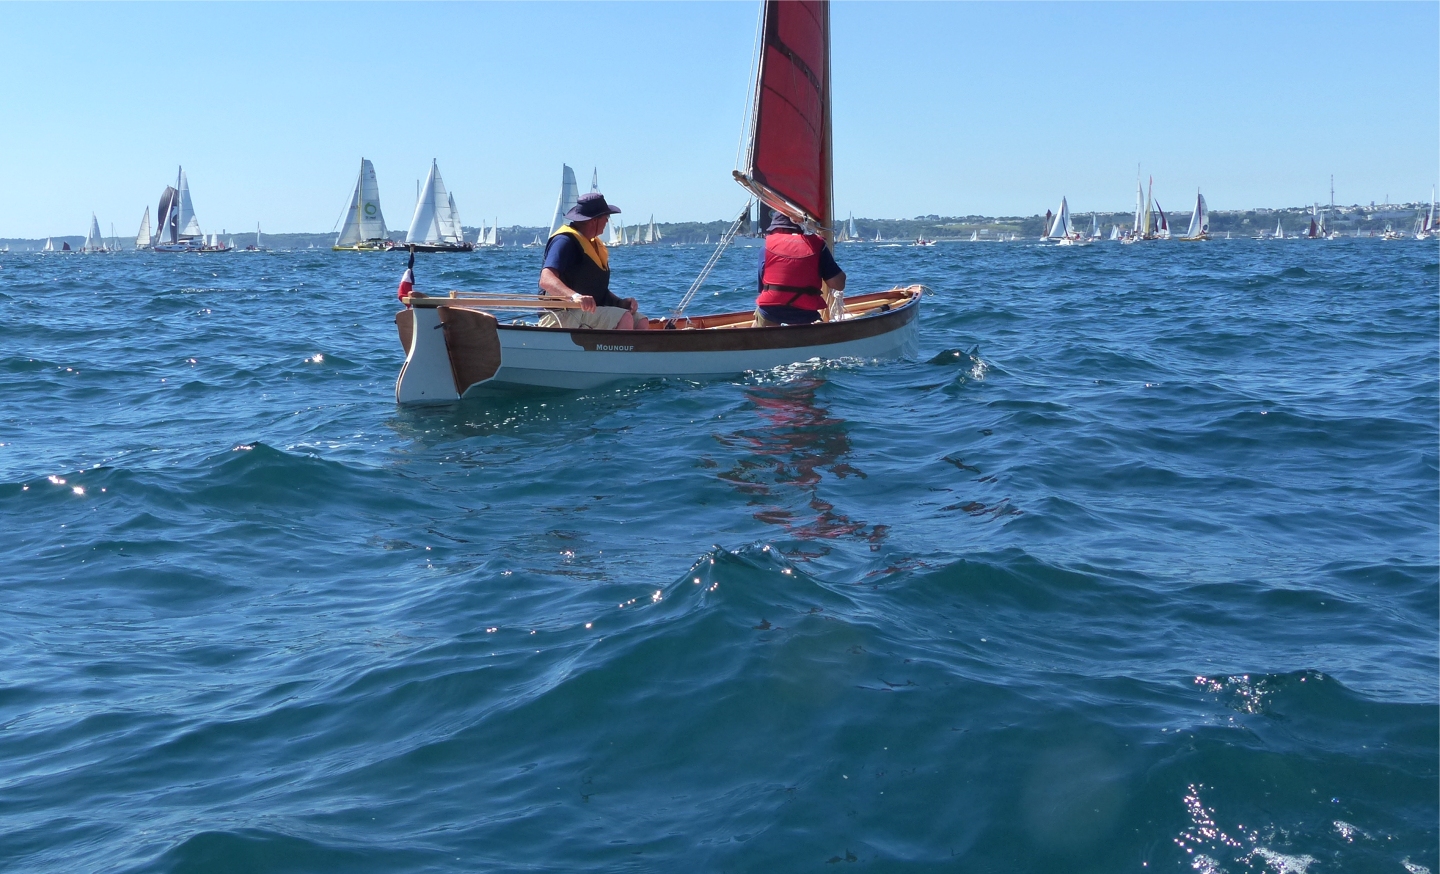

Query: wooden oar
[405,293,585,309]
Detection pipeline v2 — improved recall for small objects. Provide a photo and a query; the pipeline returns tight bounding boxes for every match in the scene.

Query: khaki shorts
[540,305,646,330]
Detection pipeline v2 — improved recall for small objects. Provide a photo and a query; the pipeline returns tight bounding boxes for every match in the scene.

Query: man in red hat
[538,192,649,330]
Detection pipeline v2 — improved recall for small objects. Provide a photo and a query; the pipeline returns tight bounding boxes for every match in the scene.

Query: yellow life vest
[549,224,609,271]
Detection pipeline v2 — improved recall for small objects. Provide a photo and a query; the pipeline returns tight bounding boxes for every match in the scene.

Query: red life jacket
[758,232,827,311]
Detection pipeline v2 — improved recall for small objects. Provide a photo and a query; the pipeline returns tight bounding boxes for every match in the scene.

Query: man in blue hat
[538,192,649,330]
[753,212,846,327]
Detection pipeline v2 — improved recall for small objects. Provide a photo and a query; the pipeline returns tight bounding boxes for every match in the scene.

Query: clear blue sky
[2,2,1435,238]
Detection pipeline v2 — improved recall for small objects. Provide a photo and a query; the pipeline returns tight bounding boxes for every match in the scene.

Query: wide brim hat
[766,212,801,233]
[565,192,622,222]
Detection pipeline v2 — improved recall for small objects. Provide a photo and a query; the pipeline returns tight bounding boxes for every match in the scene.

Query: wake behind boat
[392,0,921,403]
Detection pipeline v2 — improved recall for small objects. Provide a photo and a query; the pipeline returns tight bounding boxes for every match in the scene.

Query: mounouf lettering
[595,344,634,352]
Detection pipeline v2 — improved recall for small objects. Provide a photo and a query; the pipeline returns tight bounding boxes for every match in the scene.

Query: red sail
[742,0,830,229]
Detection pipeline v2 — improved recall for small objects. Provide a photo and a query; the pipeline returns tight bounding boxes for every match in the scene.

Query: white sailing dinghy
[393,0,921,403]
[405,161,473,253]
[334,158,393,251]
[1183,190,1209,240]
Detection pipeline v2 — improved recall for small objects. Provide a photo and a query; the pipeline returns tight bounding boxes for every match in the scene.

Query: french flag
[398,246,420,305]
[397,266,414,304]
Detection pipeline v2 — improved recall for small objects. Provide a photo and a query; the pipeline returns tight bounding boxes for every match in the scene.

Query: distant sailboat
[153,167,226,252]
[969,230,979,242]
[1109,224,1119,241]
[405,160,473,252]
[43,237,55,252]
[83,214,107,253]
[1047,197,1083,244]
[1416,187,1435,240]
[135,207,152,250]
[244,222,267,252]
[548,164,580,237]
[1121,174,1145,244]
[485,219,499,247]
[1154,198,1170,239]
[608,218,624,246]
[1275,219,1285,240]
[1089,213,1101,240]
[334,158,392,251]
[1183,190,1209,240]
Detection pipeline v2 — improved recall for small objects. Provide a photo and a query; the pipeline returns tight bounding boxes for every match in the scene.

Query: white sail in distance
[548,164,579,236]
[1185,191,1208,239]
[84,214,104,252]
[406,160,463,245]
[1133,178,1143,234]
[336,158,388,246]
[445,193,464,244]
[1047,197,1071,239]
[486,220,498,246]
[136,207,151,249]
[176,168,201,239]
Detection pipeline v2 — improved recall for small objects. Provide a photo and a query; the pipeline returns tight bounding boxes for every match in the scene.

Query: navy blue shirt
[541,232,624,309]
[756,232,842,292]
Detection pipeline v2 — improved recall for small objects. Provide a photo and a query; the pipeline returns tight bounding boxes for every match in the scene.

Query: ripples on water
[0,240,1435,872]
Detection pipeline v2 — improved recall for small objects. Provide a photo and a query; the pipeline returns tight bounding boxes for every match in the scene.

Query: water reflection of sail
[713,379,886,547]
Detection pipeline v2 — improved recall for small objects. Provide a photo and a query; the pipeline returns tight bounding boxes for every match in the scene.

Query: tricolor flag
[398,246,417,304]
[397,266,414,303]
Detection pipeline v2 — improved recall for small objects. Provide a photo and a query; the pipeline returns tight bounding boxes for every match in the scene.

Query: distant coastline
[4,202,1431,251]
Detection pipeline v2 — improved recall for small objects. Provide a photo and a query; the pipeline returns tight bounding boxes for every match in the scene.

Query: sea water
[1,239,1435,873]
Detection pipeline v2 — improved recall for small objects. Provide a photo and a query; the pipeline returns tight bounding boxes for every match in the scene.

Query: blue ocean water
[0,238,1435,873]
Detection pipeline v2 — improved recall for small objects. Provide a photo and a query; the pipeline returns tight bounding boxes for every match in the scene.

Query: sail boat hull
[394,288,921,401]
[405,242,475,253]
[334,240,398,252]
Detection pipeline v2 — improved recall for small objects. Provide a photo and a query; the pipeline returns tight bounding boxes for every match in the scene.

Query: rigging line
[735,1,766,173]
[673,200,753,320]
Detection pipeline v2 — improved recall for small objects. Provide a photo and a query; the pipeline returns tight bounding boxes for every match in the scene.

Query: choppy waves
[0,241,1435,872]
